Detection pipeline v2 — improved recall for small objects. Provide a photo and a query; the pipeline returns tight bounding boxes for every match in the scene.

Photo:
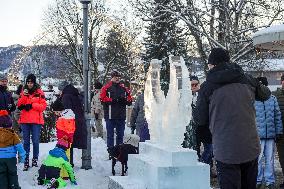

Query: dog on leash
[108,134,140,176]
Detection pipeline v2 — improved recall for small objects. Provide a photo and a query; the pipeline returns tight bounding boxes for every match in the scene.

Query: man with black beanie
[100,70,133,153]
[193,48,271,189]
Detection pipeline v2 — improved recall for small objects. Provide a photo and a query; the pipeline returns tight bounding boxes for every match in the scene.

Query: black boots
[23,158,29,171]
[23,158,38,171]
[32,158,38,167]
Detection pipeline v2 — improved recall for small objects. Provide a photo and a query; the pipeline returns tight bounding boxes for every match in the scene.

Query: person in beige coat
[91,81,104,138]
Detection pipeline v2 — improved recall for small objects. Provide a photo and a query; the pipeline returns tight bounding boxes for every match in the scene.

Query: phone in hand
[24,89,29,96]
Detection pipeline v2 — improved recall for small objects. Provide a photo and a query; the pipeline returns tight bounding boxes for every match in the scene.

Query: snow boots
[23,158,29,171]
[32,158,38,167]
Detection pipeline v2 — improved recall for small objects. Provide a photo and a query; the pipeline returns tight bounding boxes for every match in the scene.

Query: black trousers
[216,158,258,189]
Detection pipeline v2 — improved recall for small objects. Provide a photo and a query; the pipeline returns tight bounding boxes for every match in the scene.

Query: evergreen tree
[143,0,188,94]
[102,28,133,83]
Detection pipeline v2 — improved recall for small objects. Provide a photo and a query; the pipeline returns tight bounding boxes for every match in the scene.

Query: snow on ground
[19,125,132,189]
[18,138,112,189]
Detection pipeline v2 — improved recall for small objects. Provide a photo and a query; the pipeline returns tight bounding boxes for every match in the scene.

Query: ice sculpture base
[108,141,210,189]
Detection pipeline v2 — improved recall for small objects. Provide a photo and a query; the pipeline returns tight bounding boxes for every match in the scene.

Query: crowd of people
[1,48,284,188]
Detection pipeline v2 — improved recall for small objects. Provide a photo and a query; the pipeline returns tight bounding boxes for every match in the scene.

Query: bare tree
[130,0,284,73]
[41,0,106,81]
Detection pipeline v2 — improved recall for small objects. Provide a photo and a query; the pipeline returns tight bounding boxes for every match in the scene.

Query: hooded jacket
[255,95,283,139]
[17,85,47,125]
[41,147,75,182]
[193,63,271,164]
[0,128,26,159]
[56,109,76,144]
[62,84,87,149]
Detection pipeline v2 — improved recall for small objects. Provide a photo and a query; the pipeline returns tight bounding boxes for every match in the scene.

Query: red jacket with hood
[17,87,47,125]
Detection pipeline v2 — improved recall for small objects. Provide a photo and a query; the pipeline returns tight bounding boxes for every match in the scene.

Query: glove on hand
[25,104,32,111]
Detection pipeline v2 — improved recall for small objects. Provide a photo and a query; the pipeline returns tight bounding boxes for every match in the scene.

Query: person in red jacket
[17,74,47,171]
[100,70,132,152]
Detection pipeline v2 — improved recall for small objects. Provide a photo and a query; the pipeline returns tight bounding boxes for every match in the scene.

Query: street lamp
[79,0,92,170]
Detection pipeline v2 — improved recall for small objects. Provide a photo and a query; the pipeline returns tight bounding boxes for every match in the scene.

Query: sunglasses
[191,83,198,87]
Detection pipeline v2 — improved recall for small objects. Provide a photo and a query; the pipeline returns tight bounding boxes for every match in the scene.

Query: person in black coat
[0,74,16,114]
[58,82,87,166]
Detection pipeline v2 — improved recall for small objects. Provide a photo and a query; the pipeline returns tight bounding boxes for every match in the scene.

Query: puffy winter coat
[62,85,87,149]
[0,86,16,114]
[255,95,283,139]
[91,89,103,119]
[40,147,75,182]
[17,86,47,125]
[0,128,26,159]
[100,81,132,120]
[56,109,76,144]
[193,63,271,164]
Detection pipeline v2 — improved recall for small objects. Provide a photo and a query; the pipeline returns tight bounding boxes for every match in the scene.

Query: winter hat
[56,137,69,150]
[190,75,199,82]
[208,48,230,65]
[257,77,268,86]
[0,110,12,128]
[111,70,121,78]
[123,134,140,148]
[51,98,64,111]
[94,81,103,89]
[0,73,8,81]
[58,81,69,91]
[281,74,284,81]
[26,74,36,84]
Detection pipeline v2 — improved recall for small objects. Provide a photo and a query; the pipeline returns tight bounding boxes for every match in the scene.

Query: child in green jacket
[37,138,77,188]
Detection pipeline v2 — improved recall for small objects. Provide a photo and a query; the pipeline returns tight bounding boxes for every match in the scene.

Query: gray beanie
[0,73,8,81]
[58,81,69,91]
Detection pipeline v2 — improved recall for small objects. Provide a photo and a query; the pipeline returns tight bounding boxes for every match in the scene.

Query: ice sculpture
[109,56,210,189]
[144,56,192,147]
[144,59,165,143]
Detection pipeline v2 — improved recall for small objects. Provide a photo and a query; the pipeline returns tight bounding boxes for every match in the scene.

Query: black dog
[108,143,138,176]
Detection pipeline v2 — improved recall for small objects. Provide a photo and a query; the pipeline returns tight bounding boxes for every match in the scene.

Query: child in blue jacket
[0,110,26,189]
[255,77,283,188]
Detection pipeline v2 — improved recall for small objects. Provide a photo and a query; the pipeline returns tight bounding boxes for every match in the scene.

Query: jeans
[257,139,275,185]
[200,143,213,165]
[216,158,258,189]
[21,124,41,159]
[105,119,125,148]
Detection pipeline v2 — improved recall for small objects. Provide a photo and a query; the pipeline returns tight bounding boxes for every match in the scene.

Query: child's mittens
[19,155,26,163]
[71,180,78,185]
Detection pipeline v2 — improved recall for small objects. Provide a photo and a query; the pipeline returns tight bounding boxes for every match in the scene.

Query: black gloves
[113,96,127,104]
[131,127,135,134]
[18,105,26,111]
[18,104,32,111]
[95,113,99,120]
[25,104,32,111]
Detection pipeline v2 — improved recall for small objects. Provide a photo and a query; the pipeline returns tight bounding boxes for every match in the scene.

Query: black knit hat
[26,74,36,84]
[0,115,12,128]
[257,77,268,86]
[51,98,64,111]
[111,70,121,78]
[94,81,103,89]
[208,48,230,65]
[190,75,199,81]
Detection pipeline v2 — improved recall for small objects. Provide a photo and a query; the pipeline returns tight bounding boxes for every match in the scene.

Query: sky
[0,0,53,47]
[0,0,128,47]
